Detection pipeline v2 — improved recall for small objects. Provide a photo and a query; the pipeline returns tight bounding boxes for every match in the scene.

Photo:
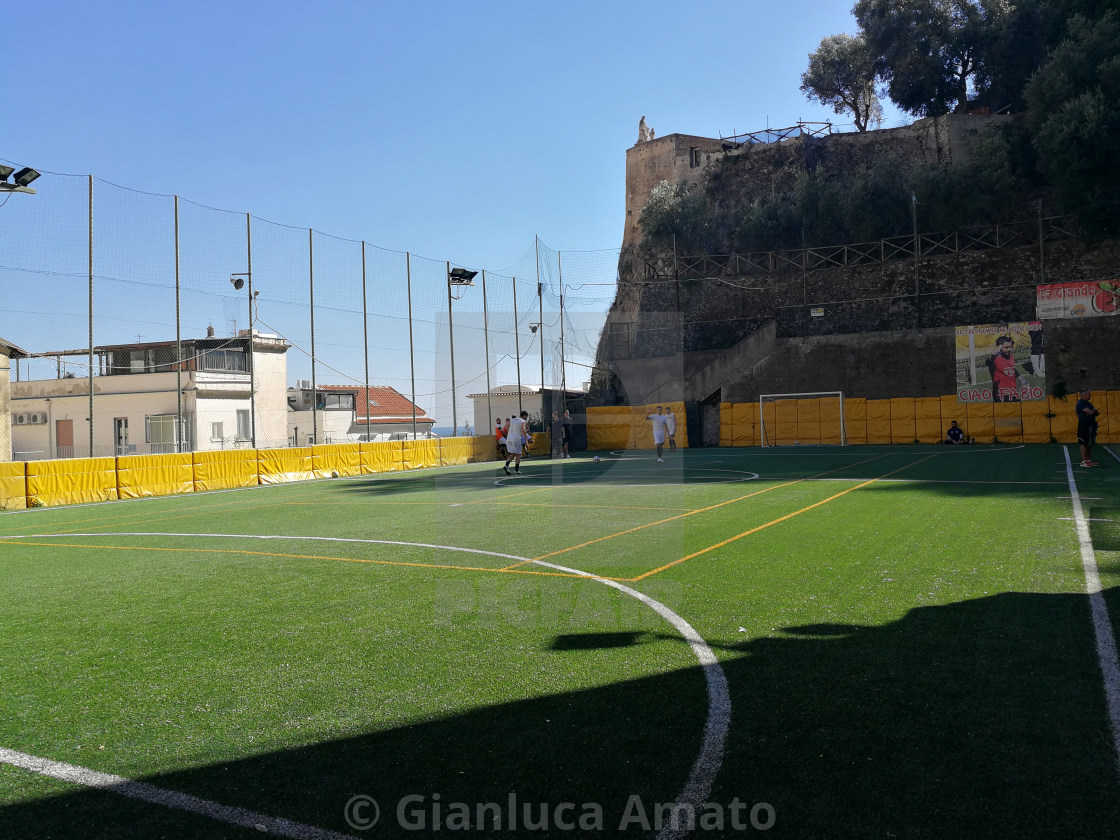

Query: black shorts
[1078,425,1097,446]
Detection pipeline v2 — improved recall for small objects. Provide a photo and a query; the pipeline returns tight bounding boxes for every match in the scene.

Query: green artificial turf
[0,444,1118,838]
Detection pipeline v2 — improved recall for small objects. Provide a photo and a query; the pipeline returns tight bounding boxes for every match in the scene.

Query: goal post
[758,391,846,447]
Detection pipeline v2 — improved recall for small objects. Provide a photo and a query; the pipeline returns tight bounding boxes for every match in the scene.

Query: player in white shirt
[503,410,529,475]
[646,405,668,463]
[664,408,677,452]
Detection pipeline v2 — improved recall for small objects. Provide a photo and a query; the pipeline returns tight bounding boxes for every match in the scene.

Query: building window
[236,410,251,440]
[145,414,179,452]
[211,422,224,442]
[200,348,248,373]
[689,147,701,168]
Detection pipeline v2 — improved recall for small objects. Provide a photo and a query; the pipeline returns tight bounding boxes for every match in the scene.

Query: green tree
[637,180,710,252]
[1026,12,1120,234]
[800,33,883,131]
[854,0,1009,115]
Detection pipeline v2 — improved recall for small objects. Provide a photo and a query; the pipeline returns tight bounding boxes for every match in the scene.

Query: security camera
[230,277,245,290]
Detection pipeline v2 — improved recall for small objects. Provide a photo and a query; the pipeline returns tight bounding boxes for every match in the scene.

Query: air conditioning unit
[29,413,45,424]
[13,413,26,425]
[296,379,310,389]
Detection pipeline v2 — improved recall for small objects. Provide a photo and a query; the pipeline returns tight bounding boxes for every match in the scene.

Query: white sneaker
[657,457,664,463]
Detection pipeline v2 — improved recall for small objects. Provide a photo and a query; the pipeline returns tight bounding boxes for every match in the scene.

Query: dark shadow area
[550,631,654,650]
[1088,506,1120,553]
[5,590,1118,839]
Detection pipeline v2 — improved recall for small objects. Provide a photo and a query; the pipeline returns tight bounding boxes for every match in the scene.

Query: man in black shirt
[1076,390,1100,467]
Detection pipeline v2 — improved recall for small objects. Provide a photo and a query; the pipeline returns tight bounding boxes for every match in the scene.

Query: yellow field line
[631,453,938,581]
[3,540,627,581]
[494,502,696,512]
[498,453,895,571]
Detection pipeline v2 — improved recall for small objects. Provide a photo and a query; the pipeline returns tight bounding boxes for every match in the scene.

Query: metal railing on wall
[642,215,1077,281]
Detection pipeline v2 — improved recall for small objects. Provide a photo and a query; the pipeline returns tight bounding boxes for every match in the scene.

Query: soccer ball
[331,470,340,478]
[593,455,601,463]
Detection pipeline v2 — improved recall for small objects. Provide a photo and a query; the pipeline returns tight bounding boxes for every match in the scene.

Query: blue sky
[5,0,894,270]
[3,0,904,428]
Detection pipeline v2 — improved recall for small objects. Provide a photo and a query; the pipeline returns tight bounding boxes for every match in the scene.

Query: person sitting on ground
[944,420,967,445]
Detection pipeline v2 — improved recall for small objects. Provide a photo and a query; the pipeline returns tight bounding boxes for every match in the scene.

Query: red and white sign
[1036,280,1119,319]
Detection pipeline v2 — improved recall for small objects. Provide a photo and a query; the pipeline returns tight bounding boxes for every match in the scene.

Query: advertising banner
[1036,280,1119,319]
[955,322,1046,403]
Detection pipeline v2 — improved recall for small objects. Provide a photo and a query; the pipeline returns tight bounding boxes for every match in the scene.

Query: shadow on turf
[4,589,1120,839]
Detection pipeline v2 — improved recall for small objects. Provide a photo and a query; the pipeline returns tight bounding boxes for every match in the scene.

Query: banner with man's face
[955,322,1046,403]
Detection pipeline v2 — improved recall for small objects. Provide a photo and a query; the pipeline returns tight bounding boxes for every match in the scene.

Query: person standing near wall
[664,407,678,452]
[561,409,573,458]
[1076,390,1100,467]
[645,406,668,463]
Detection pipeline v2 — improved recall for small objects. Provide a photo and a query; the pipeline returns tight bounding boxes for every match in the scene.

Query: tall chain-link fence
[0,171,620,460]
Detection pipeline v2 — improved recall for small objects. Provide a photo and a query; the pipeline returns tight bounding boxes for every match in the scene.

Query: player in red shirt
[987,336,1028,402]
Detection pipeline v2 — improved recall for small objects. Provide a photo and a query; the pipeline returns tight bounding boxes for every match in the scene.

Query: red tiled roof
[316,385,431,423]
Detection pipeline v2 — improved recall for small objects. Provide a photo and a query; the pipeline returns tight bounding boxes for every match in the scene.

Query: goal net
[759,392,846,447]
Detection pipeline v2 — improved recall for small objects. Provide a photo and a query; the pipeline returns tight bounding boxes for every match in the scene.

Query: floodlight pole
[446,262,458,437]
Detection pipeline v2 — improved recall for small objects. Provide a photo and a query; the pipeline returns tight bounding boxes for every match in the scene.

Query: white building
[10,330,290,459]
[287,384,436,444]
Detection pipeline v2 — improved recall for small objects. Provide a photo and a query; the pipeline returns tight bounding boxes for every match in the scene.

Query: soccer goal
[759,391,846,447]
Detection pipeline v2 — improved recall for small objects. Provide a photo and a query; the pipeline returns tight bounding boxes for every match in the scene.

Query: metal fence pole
[174,195,183,453]
[309,228,317,446]
[558,253,567,414]
[513,276,523,415]
[247,214,256,449]
[481,270,493,436]
[88,175,95,457]
[361,242,371,444]
[406,253,417,439]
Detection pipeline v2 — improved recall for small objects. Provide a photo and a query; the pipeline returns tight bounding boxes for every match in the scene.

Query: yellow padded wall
[192,449,259,492]
[117,453,194,499]
[890,398,916,444]
[258,447,313,485]
[26,457,118,506]
[1048,397,1078,443]
[362,441,405,474]
[843,398,867,444]
[993,403,1024,443]
[0,461,27,510]
[966,402,995,443]
[866,400,892,444]
[1020,399,1051,444]
[312,443,362,478]
[586,407,632,451]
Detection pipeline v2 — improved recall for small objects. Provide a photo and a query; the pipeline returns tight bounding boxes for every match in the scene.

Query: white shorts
[506,436,522,454]
[653,430,666,445]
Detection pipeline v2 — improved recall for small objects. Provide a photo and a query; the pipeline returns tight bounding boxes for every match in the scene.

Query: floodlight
[530,324,539,334]
[13,168,40,187]
[0,165,13,181]
[448,267,478,285]
[230,277,245,290]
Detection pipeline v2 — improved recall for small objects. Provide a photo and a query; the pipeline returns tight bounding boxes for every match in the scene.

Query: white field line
[1104,445,1120,465]
[0,747,351,840]
[494,470,759,488]
[0,531,529,564]
[1061,446,1120,775]
[3,539,729,840]
[533,558,730,840]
